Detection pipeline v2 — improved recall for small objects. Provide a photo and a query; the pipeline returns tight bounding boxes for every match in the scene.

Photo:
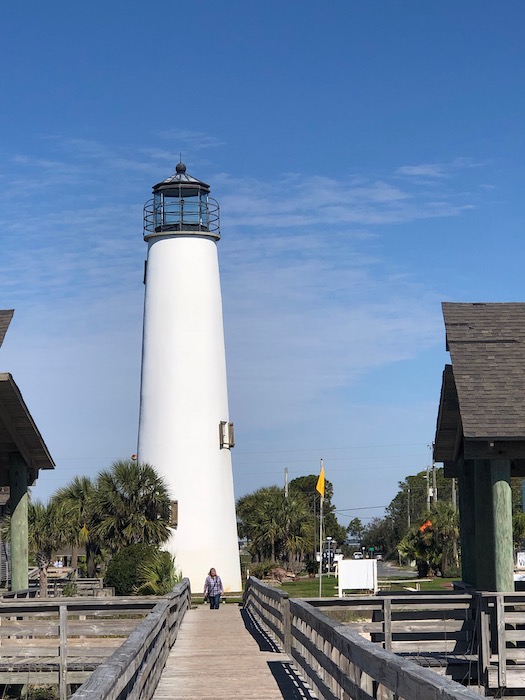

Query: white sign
[338,558,378,596]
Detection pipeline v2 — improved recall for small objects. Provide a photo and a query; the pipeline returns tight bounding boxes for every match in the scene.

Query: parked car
[353,552,363,559]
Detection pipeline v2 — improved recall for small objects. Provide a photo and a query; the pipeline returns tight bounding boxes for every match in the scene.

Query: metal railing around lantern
[143,197,220,236]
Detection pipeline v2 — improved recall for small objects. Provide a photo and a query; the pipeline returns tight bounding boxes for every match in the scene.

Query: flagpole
[318,458,324,598]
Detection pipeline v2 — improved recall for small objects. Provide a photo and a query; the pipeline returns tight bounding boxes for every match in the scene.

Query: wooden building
[434,302,525,591]
[0,309,54,590]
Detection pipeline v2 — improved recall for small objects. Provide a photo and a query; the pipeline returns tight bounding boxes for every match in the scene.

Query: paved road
[377,561,417,578]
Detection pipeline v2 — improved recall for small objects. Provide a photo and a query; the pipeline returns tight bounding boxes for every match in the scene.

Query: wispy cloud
[217,170,475,230]
[396,163,449,178]
[396,157,486,180]
[156,129,225,150]
[0,137,486,503]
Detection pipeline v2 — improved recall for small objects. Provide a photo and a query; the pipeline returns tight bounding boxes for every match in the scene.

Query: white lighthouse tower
[137,163,242,592]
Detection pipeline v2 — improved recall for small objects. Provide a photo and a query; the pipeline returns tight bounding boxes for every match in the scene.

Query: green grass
[277,574,458,598]
[415,577,457,591]
[280,576,338,598]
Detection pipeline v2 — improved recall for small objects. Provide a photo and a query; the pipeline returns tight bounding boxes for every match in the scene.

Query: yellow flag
[316,465,325,498]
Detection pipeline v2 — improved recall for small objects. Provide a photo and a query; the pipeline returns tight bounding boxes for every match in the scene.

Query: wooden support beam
[474,460,496,590]
[491,459,514,592]
[9,452,28,592]
[458,459,477,587]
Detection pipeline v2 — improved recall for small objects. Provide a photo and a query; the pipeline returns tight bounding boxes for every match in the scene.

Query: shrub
[133,550,179,595]
[248,561,280,579]
[61,581,78,597]
[27,687,59,700]
[105,544,156,595]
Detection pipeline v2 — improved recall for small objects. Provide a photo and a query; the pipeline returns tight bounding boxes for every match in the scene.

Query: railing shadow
[241,607,280,652]
[267,661,318,700]
[241,608,317,699]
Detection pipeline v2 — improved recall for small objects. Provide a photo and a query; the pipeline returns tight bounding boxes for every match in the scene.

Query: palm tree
[237,486,283,561]
[28,500,69,597]
[90,460,171,552]
[398,503,459,577]
[279,494,315,566]
[52,476,98,576]
[237,486,314,566]
[430,501,459,576]
[134,550,179,595]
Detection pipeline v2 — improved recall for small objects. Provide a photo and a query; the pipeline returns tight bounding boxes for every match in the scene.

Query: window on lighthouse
[180,188,200,227]
[199,191,209,228]
[152,187,210,232]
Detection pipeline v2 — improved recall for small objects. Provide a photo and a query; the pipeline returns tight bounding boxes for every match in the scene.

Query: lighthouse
[137,163,242,592]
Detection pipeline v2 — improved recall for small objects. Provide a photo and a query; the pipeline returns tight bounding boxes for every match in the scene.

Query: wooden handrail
[71,579,191,700]
[244,577,482,700]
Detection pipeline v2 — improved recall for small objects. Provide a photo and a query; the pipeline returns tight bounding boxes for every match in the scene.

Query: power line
[336,505,388,512]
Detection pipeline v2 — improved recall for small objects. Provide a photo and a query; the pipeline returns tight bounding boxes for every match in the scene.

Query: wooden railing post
[282,593,291,655]
[476,592,491,688]
[59,604,68,700]
[383,598,392,651]
[496,594,507,689]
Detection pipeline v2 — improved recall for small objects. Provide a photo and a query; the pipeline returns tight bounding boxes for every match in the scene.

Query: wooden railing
[312,590,478,683]
[244,577,482,700]
[71,579,191,700]
[0,580,190,700]
[479,591,525,690]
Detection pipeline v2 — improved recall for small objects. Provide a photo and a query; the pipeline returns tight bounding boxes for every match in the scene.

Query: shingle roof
[442,302,525,440]
[0,373,54,484]
[434,364,463,462]
[0,310,14,348]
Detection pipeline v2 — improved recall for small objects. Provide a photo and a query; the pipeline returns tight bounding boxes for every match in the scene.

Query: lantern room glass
[153,187,210,232]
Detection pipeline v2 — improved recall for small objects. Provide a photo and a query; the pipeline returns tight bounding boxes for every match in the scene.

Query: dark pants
[209,593,221,609]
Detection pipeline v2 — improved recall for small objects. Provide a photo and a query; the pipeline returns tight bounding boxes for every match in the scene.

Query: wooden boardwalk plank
[152,603,316,700]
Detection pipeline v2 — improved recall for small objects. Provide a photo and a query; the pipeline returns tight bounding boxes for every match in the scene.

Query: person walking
[203,567,224,609]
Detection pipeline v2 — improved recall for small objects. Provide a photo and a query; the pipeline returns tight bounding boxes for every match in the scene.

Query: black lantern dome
[143,163,220,239]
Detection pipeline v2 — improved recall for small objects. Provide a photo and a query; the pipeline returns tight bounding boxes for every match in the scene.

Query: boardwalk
[152,603,316,700]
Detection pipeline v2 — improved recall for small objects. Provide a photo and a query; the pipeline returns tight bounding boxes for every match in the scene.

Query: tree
[362,516,398,559]
[289,475,347,549]
[105,544,154,595]
[28,500,69,597]
[279,492,315,566]
[347,518,365,545]
[387,468,452,542]
[397,502,459,577]
[134,549,179,595]
[430,501,459,576]
[359,467,456,561]
[513,511,525,550]
[237,485,314,567]
[52,475,99,576]
[91,460,171,552]
[237,486,282,562]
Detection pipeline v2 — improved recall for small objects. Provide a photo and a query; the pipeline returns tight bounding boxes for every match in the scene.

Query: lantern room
[143,162,220,239]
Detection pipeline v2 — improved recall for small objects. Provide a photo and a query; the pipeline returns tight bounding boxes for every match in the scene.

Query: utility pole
[284,467,288,498]
[407,487,411,529]
[430,442,437,504]
[426,466,431,512]
[318,458,324,598]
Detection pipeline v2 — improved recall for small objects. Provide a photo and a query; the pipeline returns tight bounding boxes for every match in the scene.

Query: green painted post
[491,458,514,592]
[474,460,496,590]
[458,459,477,587]
[9,452,28,592]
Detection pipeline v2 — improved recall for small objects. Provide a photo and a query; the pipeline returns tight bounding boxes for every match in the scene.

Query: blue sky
[1,2,525,528]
